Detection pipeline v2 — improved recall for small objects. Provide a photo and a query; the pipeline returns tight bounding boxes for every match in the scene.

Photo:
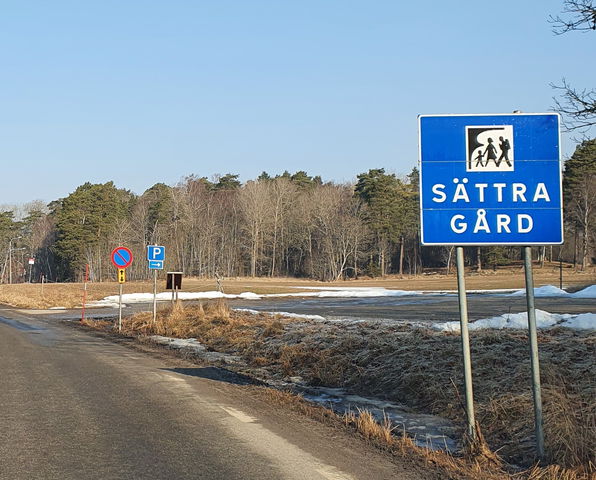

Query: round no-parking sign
[111,246,133,268]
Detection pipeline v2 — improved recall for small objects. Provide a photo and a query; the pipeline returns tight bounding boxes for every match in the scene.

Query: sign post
[419,113,562,455]
[81,264,89,323]
[523,247,545,458]
[28,257,35,283]
[455,246,475,440]
[147,245,165,324]
[111,246,133,332]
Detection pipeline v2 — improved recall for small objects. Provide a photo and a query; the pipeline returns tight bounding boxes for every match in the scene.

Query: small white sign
[466,125,514,172]
[28,258,35,265]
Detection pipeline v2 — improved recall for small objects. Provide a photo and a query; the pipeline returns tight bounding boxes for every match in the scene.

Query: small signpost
[419,113,562,458]
[111,246,134,332]
[166,272,183,304]
[147,245,165,323]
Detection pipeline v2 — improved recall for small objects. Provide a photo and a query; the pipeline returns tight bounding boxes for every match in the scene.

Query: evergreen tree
[563,138,596,268]
[355,169,402,276]
[214,174,241,190]
[54,182,134,280]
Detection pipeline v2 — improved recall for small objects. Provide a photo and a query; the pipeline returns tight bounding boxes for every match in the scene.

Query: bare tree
[550,0,596,34]
[552,79,596,131]
[550,1,596,131]
[239,180,271,277]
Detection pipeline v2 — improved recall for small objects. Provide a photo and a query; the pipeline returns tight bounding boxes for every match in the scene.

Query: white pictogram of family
[474,136,511,168]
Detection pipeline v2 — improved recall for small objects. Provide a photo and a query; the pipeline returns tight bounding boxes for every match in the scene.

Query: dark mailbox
[166,271,183,290]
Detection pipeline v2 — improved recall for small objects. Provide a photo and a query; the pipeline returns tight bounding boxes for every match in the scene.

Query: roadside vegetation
[82,299,595,480]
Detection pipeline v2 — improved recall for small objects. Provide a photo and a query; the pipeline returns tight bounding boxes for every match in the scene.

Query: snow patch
[508,284,596,298]
[433,309,594,332]
[509,285,569,297]
[90,284,596,308]
[233,308,325,321]
[559,313,596,330]
[570,285,596,298]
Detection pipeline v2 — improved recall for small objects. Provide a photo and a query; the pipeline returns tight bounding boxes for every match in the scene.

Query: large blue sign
[419,113,563,246]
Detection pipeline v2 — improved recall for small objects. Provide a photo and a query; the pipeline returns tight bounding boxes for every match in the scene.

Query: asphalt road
[226,293,595,324]
[0,308,427,480]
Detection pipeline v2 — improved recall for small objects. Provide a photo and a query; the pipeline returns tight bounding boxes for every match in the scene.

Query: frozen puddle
[295,385,458,452]
[150,335,243,364]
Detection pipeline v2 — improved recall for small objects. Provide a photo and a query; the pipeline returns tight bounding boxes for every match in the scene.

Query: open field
[0,263,594,309]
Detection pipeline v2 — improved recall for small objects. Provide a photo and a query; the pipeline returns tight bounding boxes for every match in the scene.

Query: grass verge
[85,300,594,479]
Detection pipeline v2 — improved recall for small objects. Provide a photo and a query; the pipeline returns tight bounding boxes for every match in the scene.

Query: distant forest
[2,139,594,283]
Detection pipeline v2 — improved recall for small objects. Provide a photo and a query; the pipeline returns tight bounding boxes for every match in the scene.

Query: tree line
[0,139,594,283]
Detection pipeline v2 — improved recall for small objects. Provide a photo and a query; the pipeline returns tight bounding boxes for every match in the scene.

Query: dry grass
[270,327,595,472]
[121,300,296,356]
[263,388,594,480]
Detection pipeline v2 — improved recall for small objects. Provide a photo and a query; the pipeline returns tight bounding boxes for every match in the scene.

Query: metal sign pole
[118,282,123,333]
[456,246,476,441]
[81,263,89,322]
[153,269,157,324]
[523,246,545,460]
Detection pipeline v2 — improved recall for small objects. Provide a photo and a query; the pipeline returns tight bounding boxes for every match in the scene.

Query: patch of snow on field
[433,309,594,332]
[233,308,325,321]
[150,335,243,364]
[559,313,596,330]
[90,284,595,308]
[151,335,206,351]
[89,291,264,307]
[268,287,422,298]
[570,285,596,298]
[508,284,596,298]
[509,285,569,297]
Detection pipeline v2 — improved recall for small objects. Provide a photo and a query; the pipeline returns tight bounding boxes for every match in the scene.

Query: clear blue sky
[1,0,594,204]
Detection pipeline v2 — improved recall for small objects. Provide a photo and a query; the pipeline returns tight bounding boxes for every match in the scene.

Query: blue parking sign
[419,113,563,246]
[147,245,165,261]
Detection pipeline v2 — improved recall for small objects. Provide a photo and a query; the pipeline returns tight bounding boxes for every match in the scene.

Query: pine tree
[54,182,134,280]
[563,138,596,268]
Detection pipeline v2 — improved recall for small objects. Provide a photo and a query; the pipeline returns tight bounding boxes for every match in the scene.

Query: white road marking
[315,465,356,480]
[220,406,257,423]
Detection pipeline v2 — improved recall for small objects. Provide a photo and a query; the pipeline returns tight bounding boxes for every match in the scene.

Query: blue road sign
[419,113,563,246]
[147,245,165,261]
[148,260,164,270]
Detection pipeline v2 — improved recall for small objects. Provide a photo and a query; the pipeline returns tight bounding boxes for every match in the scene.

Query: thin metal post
[9,241,12,284]
[559,257,563,290]
[153,269,157,324]
[118,283,123,332]
[81,264,89,322]
[456,247,476,441]
[523,246,545,460]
